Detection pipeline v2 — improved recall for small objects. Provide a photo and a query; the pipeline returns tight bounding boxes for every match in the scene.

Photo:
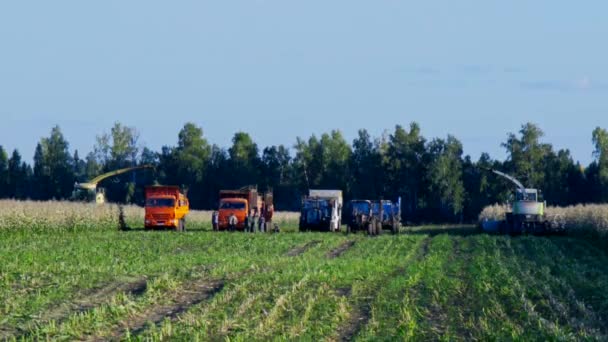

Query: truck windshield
[516,191,537,201]
[303,199,329,209]
[146,198,175,207]
[220,201,246,210]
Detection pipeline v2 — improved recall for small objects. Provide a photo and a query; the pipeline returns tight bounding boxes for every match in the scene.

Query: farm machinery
[217,186,274,231]
[72,165,154,204]
[481,168,555,234]
[347,198,401,235]
[144,186,190,231]
[299,190,342,232]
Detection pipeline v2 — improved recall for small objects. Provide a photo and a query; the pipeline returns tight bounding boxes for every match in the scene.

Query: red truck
[144,186,190,231]
[218,186,273,231]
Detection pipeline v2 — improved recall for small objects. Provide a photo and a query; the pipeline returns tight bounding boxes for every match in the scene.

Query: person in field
[228,213,238,231]
[250,209,257,233]
[258,215,265,233]
[212,211,219,231]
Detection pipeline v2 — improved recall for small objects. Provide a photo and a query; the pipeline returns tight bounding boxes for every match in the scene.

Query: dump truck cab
[144,186,189,231]
[218,198,249,230]
[217,186,273,231]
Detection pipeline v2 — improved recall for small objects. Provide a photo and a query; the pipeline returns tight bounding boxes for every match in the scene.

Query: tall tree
[173,123,212,207]
[351,129,383,199]
[592,127,608,201]
[502,123,551,188]
[426,135,465,220]
[228,132,260,187]
[93,122,141,202]
[0,146,8,198]
[31,126,74,200]
[384,123,427,218]
[7,149,30,199]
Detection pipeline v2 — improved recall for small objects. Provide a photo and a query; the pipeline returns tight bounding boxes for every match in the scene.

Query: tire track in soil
[285,240,322,257]
[513,239,607,338]
[0,278,148,340]
[91,278,225,341]
[335,237,431,341]
[326,240,356,259]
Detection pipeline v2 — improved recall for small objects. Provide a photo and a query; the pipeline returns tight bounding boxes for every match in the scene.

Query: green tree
[228,132,260,187]
[7,149,31,199]
[175,123,211,185]
[426,135,465,219]
[592,127,608,201]
[94,122,140,168]
[93,122,141,202]
[0,146,8,198]
[351,129,383,199]
[502,123,551,188]
[384,123,427,218]
[32,126,74,200]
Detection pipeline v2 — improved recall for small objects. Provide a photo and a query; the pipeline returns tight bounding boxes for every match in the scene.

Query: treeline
[1,122,607,223]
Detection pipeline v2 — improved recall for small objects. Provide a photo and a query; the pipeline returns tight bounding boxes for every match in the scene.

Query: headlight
[145,219,151,224]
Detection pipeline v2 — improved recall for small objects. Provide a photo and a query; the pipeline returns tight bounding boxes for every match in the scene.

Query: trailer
[347,198,401,235]
[299,190,343,232]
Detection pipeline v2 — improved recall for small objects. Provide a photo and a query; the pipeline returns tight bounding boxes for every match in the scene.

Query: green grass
[1,225,608,341]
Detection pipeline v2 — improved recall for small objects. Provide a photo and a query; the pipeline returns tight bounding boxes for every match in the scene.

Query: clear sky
[1,1,606,165]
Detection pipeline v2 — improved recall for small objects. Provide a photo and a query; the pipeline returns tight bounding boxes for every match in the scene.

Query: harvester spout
[483,168,526,191]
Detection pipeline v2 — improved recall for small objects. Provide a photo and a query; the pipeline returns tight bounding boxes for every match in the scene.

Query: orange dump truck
[218,186,273,231]
[144,186,189,231]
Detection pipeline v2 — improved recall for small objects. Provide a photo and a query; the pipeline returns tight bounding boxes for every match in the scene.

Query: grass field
[2,221,608,341]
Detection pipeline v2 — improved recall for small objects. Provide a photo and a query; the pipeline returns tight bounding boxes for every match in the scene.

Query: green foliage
[1,122,607,222]
[426,135,465,218]
[502,123,551,188]
[32,126,74,200]
[593,127,608,201]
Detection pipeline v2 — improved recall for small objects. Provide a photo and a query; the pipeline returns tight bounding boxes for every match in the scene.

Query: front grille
[153,214,171,220]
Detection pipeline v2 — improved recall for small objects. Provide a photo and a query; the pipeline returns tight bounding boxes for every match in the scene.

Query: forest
[1,122,607,223]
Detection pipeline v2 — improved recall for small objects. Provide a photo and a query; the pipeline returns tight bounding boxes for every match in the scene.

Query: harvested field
[2,202,608,340]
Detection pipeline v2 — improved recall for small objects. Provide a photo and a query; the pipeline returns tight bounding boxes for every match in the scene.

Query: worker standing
[258,215,266,233]
[228,213,238,232]
[212,211,219,231]
[250,210,257,233]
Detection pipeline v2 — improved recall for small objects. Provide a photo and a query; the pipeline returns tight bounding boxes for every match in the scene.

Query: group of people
[211,210,279,233]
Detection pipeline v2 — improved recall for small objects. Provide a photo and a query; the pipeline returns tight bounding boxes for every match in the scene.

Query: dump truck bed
[145,186,181,199]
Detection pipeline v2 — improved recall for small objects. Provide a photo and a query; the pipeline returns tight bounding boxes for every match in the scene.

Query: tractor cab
[515,189,539,202]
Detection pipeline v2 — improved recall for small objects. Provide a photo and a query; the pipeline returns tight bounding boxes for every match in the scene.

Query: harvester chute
[73,165,154,204]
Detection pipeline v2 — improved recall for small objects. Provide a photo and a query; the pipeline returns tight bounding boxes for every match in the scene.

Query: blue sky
[1,1,606,165]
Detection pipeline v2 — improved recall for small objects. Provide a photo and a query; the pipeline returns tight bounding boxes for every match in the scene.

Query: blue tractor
[347,198,401,235]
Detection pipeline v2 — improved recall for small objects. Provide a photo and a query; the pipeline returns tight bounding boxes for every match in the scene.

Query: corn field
[0,200,299,231]
[479,203,608,237]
